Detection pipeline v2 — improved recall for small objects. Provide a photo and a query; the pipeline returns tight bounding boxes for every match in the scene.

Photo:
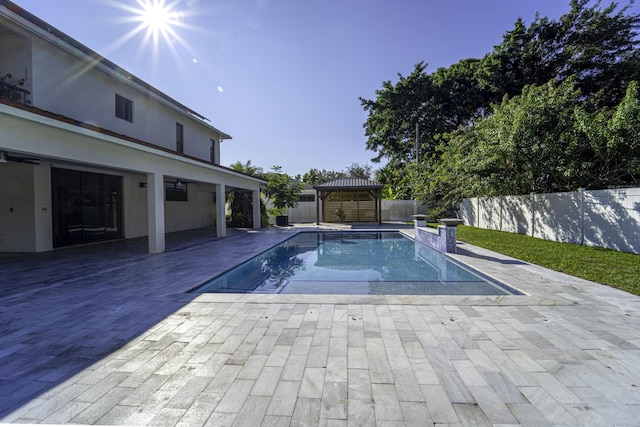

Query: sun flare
[103,0,189,54]
[91,0,212,81]
[138,0,179,36]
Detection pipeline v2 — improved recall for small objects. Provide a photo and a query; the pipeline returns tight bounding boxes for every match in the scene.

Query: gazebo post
[316,189,320,225]
[377,189,382,225]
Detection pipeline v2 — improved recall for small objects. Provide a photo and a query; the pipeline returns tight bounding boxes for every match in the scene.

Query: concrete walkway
[1,225,639,426]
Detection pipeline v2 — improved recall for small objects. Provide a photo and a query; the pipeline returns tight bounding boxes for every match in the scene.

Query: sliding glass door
[52,168,123,247]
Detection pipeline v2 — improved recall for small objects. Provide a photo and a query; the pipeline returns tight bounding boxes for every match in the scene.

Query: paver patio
[1,225,639,426]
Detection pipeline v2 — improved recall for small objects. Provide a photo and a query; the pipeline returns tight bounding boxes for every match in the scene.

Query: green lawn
[455,225,640,296]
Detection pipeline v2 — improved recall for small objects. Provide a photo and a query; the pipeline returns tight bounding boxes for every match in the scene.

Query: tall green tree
[298,163,374,184]
[480,0,640,107]
[432,58,490,127]
[362,0,640,204]
[360,62,438,166]
[436,79,640,200]
[460,80,583,196]
[299,168,346,185]
[344,163,373,180]
[478,15,562,101]
[558,0,640,107]
[360,61,488,198]
[575,80,640,187]
[264,166,303,216]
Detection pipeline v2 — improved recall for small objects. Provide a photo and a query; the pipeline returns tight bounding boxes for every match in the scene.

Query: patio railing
[0,81,31,105]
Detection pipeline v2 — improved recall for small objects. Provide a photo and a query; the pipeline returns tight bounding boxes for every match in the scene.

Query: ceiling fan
[164,178,196,186]
[0,150,40,165]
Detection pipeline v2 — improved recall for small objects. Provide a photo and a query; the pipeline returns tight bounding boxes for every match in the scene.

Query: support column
[147,172,165,253]
[252,189,261,229]
[34,164,53,252]
[215,183,226,238]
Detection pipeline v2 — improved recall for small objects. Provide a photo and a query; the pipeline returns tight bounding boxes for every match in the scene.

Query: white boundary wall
[458,188,640,254]
[382,200,428,221]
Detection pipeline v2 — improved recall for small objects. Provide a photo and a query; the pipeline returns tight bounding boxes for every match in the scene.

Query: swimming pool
[192,231,521,295]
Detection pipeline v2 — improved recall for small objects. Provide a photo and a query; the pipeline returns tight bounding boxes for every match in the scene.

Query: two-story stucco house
[0,0,264,253]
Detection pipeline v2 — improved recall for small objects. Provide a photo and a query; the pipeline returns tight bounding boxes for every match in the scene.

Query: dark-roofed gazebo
[313,178,384,225]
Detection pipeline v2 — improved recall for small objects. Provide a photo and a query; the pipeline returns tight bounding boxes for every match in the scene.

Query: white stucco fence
[457,188,640,254]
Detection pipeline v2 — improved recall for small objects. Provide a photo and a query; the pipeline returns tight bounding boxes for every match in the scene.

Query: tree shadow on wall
[534,189,640,254]
[467,190,639,254]
[499,195,531,235]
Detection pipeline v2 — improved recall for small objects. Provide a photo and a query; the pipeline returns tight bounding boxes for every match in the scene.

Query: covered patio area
[0,101,264,255]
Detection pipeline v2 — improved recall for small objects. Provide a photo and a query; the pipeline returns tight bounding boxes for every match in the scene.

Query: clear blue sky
[9,0,639,177]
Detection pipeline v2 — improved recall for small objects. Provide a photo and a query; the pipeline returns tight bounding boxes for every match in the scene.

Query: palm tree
[229,160,264,177]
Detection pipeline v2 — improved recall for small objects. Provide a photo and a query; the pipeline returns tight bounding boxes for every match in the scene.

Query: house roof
[0,0,231,139]
[313,178,383,191]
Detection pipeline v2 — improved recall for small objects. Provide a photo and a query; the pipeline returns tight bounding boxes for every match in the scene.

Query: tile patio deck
[1,225,639,426]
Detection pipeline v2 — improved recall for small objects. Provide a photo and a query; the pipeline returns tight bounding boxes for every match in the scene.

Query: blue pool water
[192,232,520,295]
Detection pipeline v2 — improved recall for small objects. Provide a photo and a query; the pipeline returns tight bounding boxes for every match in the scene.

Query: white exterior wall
[165,186,215,232]
[122,172,148,239]
[285,202,317,223]
[0,161,52,252]
[0,162,36,251]
[29,37,221,161]
[458,188,640,254]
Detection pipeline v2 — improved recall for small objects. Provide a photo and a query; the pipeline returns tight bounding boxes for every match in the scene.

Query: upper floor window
[115,94,133,122]
[176,123,184,153]
[210,138,216,163]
